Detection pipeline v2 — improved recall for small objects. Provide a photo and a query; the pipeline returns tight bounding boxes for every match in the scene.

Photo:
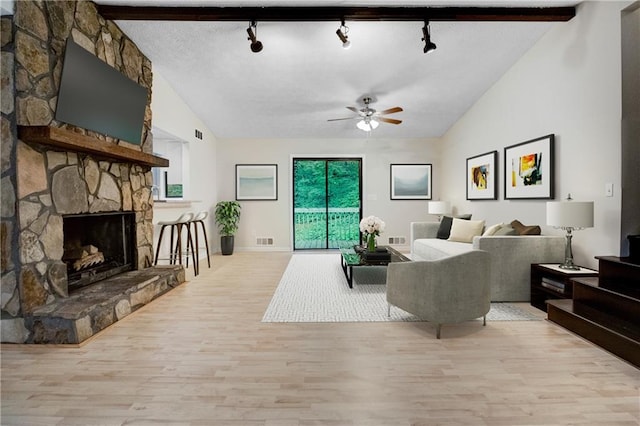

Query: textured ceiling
[95,1,577,139]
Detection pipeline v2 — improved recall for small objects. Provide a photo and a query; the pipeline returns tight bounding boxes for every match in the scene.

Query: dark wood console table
[530,263,598,312]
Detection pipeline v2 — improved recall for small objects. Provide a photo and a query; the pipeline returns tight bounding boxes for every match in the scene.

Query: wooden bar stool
[190,211,211,271]
[154,212,197,272]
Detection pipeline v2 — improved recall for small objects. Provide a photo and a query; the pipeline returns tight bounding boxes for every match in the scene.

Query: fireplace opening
[63,212,136,292]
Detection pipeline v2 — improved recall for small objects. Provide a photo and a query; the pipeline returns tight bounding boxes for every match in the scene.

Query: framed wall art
[236,164,278,201]
[466,151,498,200]
[390,164,432,200]
[504,134,554,200]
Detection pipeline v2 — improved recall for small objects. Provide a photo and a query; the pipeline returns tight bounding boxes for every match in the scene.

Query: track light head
[422,21,437,54]
[336,20,351,49]
[247,21,263,53]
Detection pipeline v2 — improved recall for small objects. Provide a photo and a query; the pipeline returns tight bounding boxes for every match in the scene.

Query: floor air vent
[256,237,274,246]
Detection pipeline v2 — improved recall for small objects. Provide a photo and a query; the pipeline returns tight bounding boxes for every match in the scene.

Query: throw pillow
[436,214,472,239]
[436,216,454,239]
[482,223,504,236]
[493,225,517,236]
[448,218,485,243]
[510,220,542,235]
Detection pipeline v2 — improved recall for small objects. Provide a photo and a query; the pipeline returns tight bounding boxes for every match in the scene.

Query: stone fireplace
[1,1,185,343]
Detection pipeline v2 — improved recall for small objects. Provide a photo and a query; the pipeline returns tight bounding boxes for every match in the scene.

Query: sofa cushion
[511,220,542,235]
[482,223,505,236]
[493,225,517,236]
[436,214,472,239]
[413,238,474,260]
[448,219,485,243]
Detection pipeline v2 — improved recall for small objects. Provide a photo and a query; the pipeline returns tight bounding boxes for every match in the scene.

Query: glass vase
[367,234,376,252]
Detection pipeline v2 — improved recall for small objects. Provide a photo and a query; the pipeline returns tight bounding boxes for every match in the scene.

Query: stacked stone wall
[1,14,26,341]
[1,1,155,342]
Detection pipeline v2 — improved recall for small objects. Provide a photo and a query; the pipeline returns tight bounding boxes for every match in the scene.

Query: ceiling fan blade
[378,117,402,125]
[346,106,360,113]
[327,117,357,122]
[379,106,403,115]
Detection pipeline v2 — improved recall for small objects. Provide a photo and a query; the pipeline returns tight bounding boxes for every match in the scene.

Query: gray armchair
[386,250,491,338]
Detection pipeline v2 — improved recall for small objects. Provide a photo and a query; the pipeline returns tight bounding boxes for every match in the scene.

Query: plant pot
[221,235,235,256]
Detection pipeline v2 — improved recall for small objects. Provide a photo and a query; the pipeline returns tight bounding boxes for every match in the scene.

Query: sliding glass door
[293,158,362,250]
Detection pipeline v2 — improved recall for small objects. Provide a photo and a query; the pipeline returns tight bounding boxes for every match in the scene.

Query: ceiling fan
[328,97,403,132]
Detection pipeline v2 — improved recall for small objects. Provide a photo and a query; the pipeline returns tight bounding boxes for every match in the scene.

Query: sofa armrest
[410,222,440,253]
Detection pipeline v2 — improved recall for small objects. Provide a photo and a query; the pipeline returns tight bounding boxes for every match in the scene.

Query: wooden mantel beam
[18,126,169,168]
[97,6,576,22]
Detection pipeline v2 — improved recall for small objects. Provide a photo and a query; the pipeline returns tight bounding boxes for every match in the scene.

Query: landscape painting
[236,164,278,201]
[390,164,432,200]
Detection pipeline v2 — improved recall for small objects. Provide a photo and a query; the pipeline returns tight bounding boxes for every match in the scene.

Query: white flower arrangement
[359,215,385,237]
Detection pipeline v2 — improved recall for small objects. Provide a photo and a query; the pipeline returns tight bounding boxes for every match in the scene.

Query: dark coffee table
[339,245,411,288]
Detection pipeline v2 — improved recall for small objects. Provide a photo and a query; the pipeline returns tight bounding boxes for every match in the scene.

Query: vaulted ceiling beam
[97,6,576,22]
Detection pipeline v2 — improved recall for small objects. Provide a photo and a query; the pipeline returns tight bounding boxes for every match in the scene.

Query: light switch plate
[605,183,614,197]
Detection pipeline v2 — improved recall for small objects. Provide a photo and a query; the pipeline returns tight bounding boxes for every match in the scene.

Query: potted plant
[214,201,241,255]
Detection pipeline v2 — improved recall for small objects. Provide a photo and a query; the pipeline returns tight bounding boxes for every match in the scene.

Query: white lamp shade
[428,201,451,215]
[546,200,594,228]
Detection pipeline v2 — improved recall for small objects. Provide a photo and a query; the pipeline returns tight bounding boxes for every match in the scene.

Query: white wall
[151,71,218,261]
[216,138,440,251]
[0,0,14,15]
[440,1,631,269]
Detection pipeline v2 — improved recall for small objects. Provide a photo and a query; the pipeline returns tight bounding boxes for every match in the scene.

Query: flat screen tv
[55,40,148,145]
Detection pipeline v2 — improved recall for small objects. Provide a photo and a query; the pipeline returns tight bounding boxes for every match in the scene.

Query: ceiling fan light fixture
[336,20,351,49]
[356,118,379,132]
[422,21,437,54]
[247,21,263,53]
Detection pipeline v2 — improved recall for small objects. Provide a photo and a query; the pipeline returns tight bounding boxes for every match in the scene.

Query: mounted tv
[55,40,148,145]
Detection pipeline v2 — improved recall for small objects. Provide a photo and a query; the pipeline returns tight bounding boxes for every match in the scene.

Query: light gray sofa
[410,222,565,302]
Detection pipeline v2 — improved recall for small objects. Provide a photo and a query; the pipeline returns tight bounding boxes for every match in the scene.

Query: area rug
[262,253,542,323]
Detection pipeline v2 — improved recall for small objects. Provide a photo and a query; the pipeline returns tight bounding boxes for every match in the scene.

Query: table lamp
[546,194,594,270]
[428,201,451,221]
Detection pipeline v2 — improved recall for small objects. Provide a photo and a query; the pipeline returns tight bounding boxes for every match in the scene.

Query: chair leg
[191,222,199,275]
[184,223,189,268]
[387,303,391,318]
[436,324,442,339]
[185,223,191,269]
[483,315,486,326]
[154,225,166,265]
[185,222,198,276]
[169,225,176,264]
[193,221,199,272]
[198,220,211,268]
[175,223,184,265]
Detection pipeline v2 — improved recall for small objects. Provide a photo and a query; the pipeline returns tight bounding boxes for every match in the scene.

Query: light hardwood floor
[2,252,639,425]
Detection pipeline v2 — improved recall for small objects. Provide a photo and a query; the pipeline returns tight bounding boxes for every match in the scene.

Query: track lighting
[422,21,437,54]
[336,19,351,49]
[246,21,263,53]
